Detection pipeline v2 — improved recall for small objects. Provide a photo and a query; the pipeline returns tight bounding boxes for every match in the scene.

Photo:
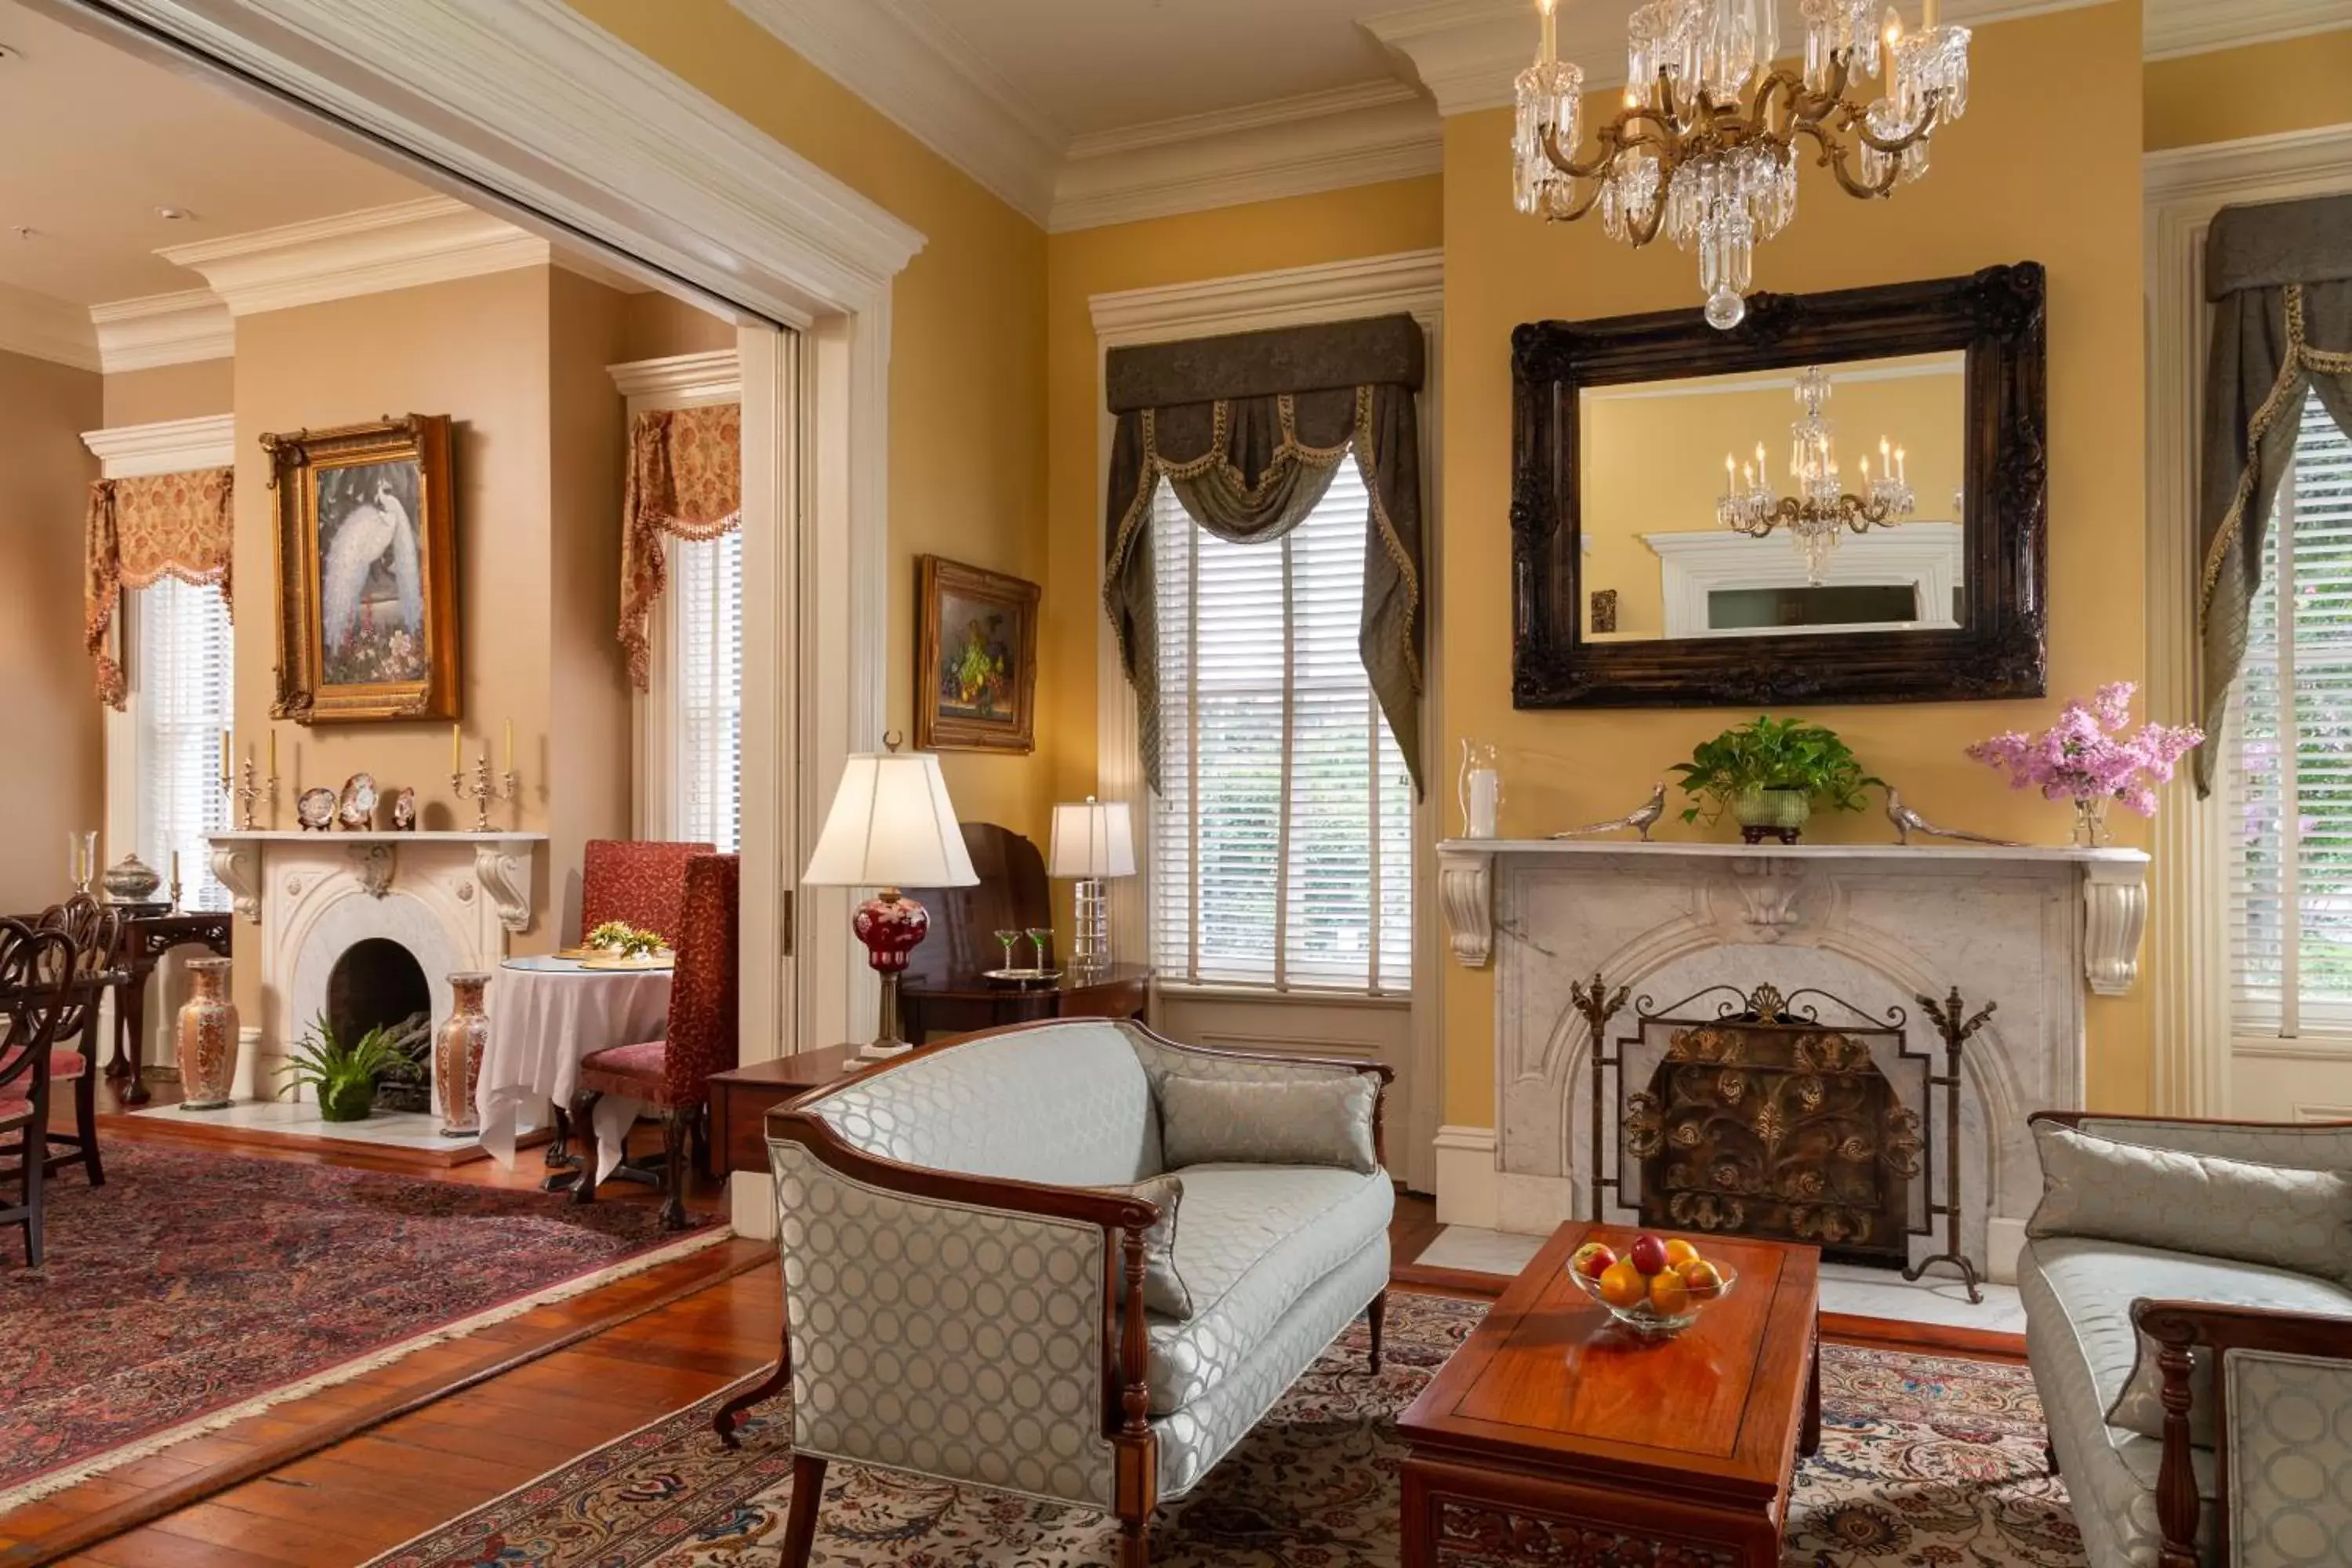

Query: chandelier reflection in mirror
[1512,0,1971,329]
[1716,365,1916,583]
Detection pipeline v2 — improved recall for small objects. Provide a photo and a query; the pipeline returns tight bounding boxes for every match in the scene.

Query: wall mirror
[1512,265,2047,708]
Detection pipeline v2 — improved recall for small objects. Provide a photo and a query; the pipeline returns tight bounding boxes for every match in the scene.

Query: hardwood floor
[5,1112,2014,1566]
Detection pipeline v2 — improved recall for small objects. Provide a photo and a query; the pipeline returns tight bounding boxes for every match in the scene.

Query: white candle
[220,729,230,780]
[1466,768,1500,839]
[452,723,462,773]
[1896,445,1907,482]
[268,728,277,778]
[1923,0,1939,27]
[1537,0,1556,64]
[503,718,514,774]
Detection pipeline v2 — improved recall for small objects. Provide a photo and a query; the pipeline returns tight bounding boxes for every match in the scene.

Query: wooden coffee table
[1397,1221,1821,1568]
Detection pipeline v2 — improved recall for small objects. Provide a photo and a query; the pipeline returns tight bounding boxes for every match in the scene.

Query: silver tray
[982,967,1062,988]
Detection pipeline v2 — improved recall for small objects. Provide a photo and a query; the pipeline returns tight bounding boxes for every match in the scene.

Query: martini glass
[993,928,1020,974]
[1025,927,1054,972]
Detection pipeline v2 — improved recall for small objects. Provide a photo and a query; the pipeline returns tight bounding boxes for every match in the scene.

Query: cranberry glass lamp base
[851,888,930,1055]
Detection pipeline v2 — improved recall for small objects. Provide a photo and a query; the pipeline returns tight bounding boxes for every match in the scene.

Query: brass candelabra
[451,753,518,833]
[223,757,279,831]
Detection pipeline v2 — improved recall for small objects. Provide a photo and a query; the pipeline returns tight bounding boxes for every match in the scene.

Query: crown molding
[88,289,234,372]
[0,280,100,372]
[81,413,237,477]
[84,0,925,326]
[2146,0,2352,60]
[157,195,557,316]
[1366,0,2111,116]
[1090,247,1445,342]
[2144,121,2352,201]
[1051,87,1441,233]
[608,348,743,402]
[727,0,1062,225]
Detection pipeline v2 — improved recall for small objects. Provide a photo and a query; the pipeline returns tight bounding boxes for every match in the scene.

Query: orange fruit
[1662,1239,1700,1269]
[1599,1260,1647,1309]
[1650,1269,1691,1316]
[1680,1258,1726,1299]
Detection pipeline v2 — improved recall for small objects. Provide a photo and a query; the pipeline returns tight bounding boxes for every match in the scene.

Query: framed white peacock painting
[263,415,459,723]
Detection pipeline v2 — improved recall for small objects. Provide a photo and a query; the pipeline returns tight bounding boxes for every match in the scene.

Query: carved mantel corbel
[1437,848,1494,967]
[2081,858,2148,997]
[473,844,534,934]
[210,843,262,924]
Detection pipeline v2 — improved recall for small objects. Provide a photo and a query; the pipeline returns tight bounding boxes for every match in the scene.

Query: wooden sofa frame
[764,1018,1395,1568]
[2031,1109,2352,1568]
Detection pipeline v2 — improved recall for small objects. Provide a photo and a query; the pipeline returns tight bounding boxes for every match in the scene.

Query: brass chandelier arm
[1795,119,1903,201]
[1851,93,1944,154]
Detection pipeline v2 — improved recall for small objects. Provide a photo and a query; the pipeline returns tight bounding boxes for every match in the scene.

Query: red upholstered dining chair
[572,852,739,1229]
[578,839,713,949]
[34,895,122,1189]
[1,918,78,1267]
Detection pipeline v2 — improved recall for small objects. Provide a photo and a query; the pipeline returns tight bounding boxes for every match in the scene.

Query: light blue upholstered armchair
[764,1018,1393,1568]
[2019,1111,2352,1568]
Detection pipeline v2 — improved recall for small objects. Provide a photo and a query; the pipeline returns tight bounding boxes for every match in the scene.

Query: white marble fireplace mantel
[209,831,546,933]
[1437,838,2151,996]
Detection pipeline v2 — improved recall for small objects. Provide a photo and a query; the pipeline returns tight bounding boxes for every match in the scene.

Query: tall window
[135,578,234,911]
[1149,466,1414,993]
[2228,390,2352,1036]
[670,531,742,852]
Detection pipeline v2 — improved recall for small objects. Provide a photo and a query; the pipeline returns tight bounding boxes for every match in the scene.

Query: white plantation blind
[135,577,233,912]
[2228,390,2352,1036]
[672,531,743,853]
[1149,465,1414,993]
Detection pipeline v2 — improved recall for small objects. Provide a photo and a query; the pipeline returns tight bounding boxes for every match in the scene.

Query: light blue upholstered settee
[2020,1112,2352,1568]
[764,1018,1394,1568]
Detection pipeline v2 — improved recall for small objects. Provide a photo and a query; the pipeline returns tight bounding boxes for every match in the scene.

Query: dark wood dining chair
[1,918,79,1267]
[34,895,122,1188]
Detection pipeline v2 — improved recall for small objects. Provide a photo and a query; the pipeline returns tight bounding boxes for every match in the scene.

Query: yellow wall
[103,360,233,427]
[2146,28,2352,151]
[1441,1,2148,1124]
[1040,180,1446,804]
[0,350,103,912]
[1581,365,1966,640]
[562,0,1053,848]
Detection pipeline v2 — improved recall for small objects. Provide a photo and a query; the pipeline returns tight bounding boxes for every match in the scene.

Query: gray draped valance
[2196,194,2352,795]
[1103,313,1428,797]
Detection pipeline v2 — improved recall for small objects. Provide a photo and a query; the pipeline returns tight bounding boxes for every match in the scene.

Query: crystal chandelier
[1513,0,1972,329]
[1716,365,1915,583]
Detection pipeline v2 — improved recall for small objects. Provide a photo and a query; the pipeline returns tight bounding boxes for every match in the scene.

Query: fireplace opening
[325,938,432,1112]
[1600,984,1929,1270]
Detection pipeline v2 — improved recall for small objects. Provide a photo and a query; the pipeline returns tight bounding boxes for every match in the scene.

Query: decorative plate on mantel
[337,772,377,830]
[296,787,337,832]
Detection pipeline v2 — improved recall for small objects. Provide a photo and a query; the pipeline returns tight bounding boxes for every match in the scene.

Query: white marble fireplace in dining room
[206,830,545,1105]
[1438,838,2148,1285]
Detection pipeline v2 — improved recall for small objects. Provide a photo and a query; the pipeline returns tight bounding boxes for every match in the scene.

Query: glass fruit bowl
[1566,1238,1737,1339]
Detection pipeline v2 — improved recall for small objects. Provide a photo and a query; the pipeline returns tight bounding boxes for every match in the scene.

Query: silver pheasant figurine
[1885,785,2019,847]
[1550,782,1667,843]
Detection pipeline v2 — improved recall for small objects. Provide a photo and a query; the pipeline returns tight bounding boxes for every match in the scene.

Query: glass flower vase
[2071,796,2112,848]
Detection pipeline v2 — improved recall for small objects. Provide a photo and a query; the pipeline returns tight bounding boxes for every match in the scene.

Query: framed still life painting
[263,415,459,723]
[916,555,1038,753]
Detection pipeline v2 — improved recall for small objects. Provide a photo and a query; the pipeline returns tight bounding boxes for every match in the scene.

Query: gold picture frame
[916,555,1038,753]
[263,415,459,724]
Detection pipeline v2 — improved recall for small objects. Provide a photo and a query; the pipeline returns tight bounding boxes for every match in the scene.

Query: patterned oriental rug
[372,1290,2085,1568]
[0,1140,726,1513]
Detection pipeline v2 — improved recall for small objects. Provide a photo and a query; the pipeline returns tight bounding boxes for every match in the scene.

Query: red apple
[1569,1242,1617,1281]
[1628,1233,1670,1276]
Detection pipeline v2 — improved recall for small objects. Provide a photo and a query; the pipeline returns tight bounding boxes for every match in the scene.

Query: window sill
[1153,980,1411,1011]
[2234,1033,2352,1061]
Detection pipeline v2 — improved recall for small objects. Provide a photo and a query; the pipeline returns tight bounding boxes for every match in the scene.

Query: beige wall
[0,349,103,913]
[102,359,234,428]
[617,289,737,362]
[564,0,1054,849]
[2146,27,2352,151]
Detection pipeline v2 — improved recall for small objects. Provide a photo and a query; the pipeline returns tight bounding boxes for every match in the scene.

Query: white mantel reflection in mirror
[1580,351,1965,641]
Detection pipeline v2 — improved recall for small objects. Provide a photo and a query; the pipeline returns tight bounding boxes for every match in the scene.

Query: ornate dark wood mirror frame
[1511,263,2048,708]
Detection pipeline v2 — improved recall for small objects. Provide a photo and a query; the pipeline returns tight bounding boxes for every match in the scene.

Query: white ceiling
[0,1,429,307]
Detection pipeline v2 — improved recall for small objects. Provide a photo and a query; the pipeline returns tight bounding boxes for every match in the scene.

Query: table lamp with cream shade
[1047,797,1135,978]
[801,739,978,1060]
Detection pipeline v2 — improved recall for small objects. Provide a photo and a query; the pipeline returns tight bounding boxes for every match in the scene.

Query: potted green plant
[1671,715,1882,843]
[277,1014,408,1122]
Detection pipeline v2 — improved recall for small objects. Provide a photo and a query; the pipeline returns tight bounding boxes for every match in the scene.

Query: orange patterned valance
[84,467,235,709]
[619,403,742,691]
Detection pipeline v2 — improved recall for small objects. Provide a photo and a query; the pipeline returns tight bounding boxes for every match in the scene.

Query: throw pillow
[2025,1122,2352,1286]
[1157,1073,1378,1174]
[1098,1174,1192,1320]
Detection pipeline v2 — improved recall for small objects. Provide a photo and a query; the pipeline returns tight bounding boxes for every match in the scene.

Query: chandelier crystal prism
[1512,0,1971,328]
[1717,365,1916,583]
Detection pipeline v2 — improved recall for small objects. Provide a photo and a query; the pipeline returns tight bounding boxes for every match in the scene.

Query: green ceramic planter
[1731,786,1812,837]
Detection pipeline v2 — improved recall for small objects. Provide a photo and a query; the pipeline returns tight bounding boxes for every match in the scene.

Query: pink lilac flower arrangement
[1965,682,2204,819]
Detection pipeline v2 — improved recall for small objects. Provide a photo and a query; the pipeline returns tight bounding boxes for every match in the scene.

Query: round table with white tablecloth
[477,953,672,1185]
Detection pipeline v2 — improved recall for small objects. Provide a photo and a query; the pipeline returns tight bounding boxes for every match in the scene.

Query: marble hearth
[1437,839,2149,1285]
[207,830,544,1105]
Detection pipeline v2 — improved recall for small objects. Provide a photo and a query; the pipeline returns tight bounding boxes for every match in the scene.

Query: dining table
[477,953,673,1185]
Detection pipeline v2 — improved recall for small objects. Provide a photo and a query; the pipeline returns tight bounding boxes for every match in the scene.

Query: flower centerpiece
[1672,715,1881,844]
[586,920,666,958]
[1965,682,2204,846]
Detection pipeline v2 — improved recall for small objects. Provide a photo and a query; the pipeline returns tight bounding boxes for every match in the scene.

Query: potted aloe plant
[277,1014,408,1122]
[1672,715,1882,843]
